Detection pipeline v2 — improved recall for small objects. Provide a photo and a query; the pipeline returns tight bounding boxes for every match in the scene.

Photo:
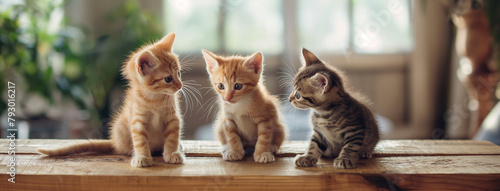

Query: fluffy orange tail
[37,140,113,156]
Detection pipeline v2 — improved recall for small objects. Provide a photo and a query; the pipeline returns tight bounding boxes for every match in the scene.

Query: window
[164,0,412,55]
[352,0,412,53]
[164,0,220,52]
[164,0,283,54]
[297,0,349,53]
[224,0,283,54]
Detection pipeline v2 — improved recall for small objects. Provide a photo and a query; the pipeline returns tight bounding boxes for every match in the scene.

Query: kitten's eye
[177,71,182,77]
[217,83,225,90]
[234,83,243,90]
[165,76,173,83]
[295,92,301,100]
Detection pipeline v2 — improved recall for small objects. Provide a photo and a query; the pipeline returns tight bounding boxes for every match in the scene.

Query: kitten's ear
[202,49,219,75]
[243,51,263,75]
[136,51,157,76]
[310,73,330,94]
[156,33,175,52]
[302,48,322,67]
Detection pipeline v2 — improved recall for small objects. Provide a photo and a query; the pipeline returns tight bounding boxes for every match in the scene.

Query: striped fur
[290,48,379,169]
[202,50,287,163]
[37,33,185,167]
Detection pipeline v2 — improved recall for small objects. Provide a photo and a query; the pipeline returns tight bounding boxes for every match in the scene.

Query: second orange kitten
[202,50,287,163]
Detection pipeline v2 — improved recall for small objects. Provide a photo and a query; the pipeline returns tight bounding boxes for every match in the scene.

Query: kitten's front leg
[334,126,364,169]
[254,119,275,163]
[295,130,326,167]
[162,115,185,164]
[130,112,153,167]
[221,119,245,161]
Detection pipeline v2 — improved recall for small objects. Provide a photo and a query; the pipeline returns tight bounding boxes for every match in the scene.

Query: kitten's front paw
[359,150,373,159]
[254,152,275,163]
[222,149,244,161]
[334,157,356,169]
[294,154,318,167]
[130,155,153,167]
[163,152,185,164]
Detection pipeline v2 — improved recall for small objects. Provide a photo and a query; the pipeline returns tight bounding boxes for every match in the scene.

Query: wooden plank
[3,174,499,191]
[2,139,500,157]
[373,140,500,156]
[2,155,500,176]
[1,155,500,190]
[0,174,387,191]
[2,139,500,190]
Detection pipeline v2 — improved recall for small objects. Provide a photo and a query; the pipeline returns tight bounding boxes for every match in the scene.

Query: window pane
[164,0,219,52]
[353,0,412,53]
[224,0,283,54]
[297,0,349,52]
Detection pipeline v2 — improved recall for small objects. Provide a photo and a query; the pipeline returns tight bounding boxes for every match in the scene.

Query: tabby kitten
[290,48,379,169]
[37,33,185,167]
[202,50,286,163]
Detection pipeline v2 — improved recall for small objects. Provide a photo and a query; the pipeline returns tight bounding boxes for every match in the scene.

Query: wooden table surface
[1,139,500,190]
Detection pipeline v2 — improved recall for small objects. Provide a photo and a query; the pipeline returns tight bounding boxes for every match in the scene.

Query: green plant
[0,0,88,118]
[1,0,164,137]
[484,0,500,70]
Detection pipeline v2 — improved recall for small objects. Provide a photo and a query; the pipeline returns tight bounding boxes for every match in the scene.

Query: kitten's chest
[233,115,257,142]
[149,110,164,128]
[312,116,343,142]
[145,107,173,151]
[313,119,344,157]
[317,125,342,141]
[147,107,173,130]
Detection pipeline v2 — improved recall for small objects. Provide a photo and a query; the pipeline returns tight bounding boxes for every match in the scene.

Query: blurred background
[1,0,499,143]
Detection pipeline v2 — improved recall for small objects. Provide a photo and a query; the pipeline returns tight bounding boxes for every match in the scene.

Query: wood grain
[1,139,500,190]
[2,139,500,156]
[4,174,499,191]
[2,155,500,176]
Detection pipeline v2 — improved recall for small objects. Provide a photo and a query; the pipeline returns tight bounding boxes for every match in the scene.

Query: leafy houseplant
[0,0,87,118]
[0,0,164,138]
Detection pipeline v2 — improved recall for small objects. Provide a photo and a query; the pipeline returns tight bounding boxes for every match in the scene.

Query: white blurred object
[18,121,30,139]
[475,103,500,145]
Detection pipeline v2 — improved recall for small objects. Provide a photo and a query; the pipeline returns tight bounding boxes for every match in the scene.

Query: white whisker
[202,96,220,121]
[179,88,190,116]
[177,78,204,116]
[277,58,299,90]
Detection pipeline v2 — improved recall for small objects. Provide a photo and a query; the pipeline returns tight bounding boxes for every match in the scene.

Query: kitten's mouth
[176,83,183,90]
[165,88,181,95]
[224,99,236,104]
[291,102,308,109]
[222,97,238,104]
[171,83,183,93]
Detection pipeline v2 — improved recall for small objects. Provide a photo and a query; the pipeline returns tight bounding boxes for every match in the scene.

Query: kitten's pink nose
[224,92,234,102]
[176,83,182,89]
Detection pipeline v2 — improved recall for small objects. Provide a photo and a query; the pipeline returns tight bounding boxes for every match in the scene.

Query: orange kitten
[37,33,185,167]
[202,50,287,163]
